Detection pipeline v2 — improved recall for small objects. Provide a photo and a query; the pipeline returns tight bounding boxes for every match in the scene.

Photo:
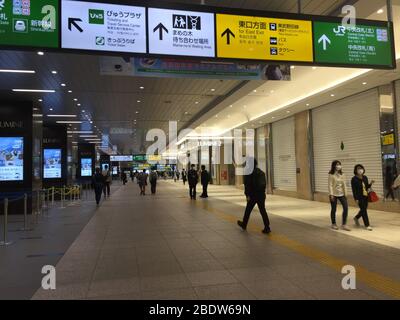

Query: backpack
[254,168,267,192]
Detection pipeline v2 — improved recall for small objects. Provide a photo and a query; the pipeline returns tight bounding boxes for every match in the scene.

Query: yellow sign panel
[148,155,162,162]
[216,14,313,62]
[382,134,394,146]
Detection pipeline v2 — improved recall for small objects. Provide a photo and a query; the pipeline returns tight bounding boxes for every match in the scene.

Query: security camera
[114,64,123,72]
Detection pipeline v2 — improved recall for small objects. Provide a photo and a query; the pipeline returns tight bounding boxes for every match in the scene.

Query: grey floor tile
[179,259,225,273]
[87,277,140,298]
[186,270,239,287]
[194,283,256,300]
[141,288,198,300]
[139,274,192,292]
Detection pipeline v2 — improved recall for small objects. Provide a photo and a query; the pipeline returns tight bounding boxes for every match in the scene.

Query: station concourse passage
[1,0,400,303]
[0,179,389,300]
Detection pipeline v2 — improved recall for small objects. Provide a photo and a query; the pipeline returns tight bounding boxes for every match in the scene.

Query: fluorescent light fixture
[33,114,43,117]
[56,121,83,124]
[47,114,77,118]
[12,89,55,93]
[0,69,35,74]
[68,131,93,134]
[80,135,98,138]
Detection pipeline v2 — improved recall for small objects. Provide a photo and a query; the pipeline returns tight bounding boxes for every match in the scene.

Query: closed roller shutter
[313,89,384,196]
[396,81,400,154]
[272,117,297,191]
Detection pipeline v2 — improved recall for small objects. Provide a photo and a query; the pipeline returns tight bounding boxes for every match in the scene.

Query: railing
[0,183,93,247]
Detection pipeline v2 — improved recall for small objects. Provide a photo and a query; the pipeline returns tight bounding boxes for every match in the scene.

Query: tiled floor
[27,180,400,300]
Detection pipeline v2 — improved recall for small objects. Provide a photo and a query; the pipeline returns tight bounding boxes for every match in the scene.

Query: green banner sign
[0,0,59,48]
[314,21,394,68]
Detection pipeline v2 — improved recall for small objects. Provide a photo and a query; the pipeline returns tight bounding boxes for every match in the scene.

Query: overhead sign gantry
[0,0,396,69]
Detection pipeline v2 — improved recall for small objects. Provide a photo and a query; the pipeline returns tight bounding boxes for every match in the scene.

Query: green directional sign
[0,0,59,48]
[314,21,394,68]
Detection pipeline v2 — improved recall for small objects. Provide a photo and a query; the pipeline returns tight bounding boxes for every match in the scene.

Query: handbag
[368,189,379,203]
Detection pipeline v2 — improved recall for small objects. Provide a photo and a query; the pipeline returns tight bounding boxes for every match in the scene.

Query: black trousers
[103,182,110,197]
[189,184,197,199]
[242,194,270,229]
[201,184,208,197]
[330,196,348,225]
[386,187,395,200]
[151,182,157,194]
[94,185,103,204]
[355,197,370,227]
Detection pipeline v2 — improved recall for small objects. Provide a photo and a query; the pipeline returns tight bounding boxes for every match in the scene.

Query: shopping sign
[314,21,394,68]
[0,0,395,69]
[0,0,59,48]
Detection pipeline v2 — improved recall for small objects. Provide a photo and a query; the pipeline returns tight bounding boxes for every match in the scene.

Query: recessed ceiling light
[49,108,53,111]
[291,66,295,69]
[312,67,317,70]
[330,94,335,97]
[377,9,384,14]
[287,111,291,114]
[230,105,233,108]
[270,90,274,93]
[38,99,43,102]
[51,70,57,74]
[139,86,144,90]
[272,117,275,119]
[137,100,141,103]
[362,82,367,85]
[77,103,81,106]
[253,90,257,93]
[82,110,85,113]
[195,101,199,104]
[306,103,310,107]
[73,98,78,101]
[12,89,55,93]
[211,89,216,92]
[37,51,44,56]
[61,83,66,87]
[0,69,35,74]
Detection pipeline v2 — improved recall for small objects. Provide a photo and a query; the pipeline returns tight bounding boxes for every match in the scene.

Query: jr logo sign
[89,9,104,25]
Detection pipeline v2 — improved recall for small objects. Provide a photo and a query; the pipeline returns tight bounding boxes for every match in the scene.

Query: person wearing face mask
[328,160,350,231]
[351,164,375,231]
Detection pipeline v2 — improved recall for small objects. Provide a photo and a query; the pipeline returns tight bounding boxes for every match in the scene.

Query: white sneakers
[331,224,339,230]
[366,226,373,231]
[331,224,351,231]
[341,225,351,232]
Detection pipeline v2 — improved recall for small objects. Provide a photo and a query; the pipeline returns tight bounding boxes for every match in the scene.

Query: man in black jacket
[188,164,199,200]
[237,158,271,234]
[200,165,210,198]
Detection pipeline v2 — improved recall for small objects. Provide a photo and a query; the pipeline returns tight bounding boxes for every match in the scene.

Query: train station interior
[0,0,400,301]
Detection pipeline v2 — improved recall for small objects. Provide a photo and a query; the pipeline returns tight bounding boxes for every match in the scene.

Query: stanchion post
[52,187,55,207]
[20,193,33,231]
[0,198,12,246]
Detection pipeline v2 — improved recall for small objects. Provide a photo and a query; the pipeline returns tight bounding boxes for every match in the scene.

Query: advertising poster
[0,137,24,181]
[81,158,92,177]
[43,148,62,179]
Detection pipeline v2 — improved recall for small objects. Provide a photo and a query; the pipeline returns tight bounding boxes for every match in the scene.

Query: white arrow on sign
[318,34,331,51]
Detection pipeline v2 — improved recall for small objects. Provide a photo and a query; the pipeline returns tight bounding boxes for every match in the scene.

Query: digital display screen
[0,137,24,182]
[81,158,92,177]
[43,149,62,179]
[112,166,118,175]
[110,155,133,162]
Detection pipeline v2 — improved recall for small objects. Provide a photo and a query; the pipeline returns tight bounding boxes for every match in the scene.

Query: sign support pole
[387,0,393,22]
[297,0,302,14]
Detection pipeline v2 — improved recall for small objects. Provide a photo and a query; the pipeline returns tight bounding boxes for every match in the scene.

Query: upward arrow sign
[318,34,331,51]
[221,28,235,45]
[153,23,168,41]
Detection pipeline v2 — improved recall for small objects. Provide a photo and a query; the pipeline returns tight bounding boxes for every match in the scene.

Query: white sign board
[110,155,133,162]
[61,0,146,53]
[148,8,215,57]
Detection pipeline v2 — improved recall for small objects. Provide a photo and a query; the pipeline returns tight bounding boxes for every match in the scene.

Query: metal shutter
[396,81,400,154]
[272,117,297,191]
[312,89,384,196]
[256,127,267,175]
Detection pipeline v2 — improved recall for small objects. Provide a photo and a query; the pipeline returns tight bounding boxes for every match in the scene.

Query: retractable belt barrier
[0,185,84,246]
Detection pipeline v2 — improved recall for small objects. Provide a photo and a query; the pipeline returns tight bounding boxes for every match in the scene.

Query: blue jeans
[330,196,348,225]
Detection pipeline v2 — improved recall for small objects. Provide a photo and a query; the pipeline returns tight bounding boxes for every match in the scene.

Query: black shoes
[262,228,271,235]
[237,220,246,231]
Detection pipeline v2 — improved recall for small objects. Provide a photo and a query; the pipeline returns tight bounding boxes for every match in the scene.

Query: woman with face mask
[328,160,350,231]
[351,164,375,231]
